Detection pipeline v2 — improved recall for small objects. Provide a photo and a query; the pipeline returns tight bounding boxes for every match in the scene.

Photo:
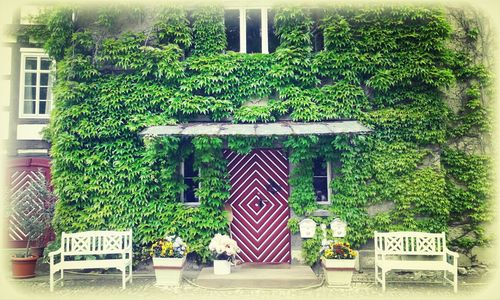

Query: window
[267,10,279,53]
[181,153,200,205]
[313,157,331,204]
[224,8,273,54]
[19,49,53,118]
[225,9,240,52]
[311,9,324,52]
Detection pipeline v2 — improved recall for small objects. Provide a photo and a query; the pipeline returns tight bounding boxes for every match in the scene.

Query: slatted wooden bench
[49,230,133,291]
[374,231,459,293]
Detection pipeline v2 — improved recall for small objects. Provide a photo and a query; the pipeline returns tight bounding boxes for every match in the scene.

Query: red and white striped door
[223,149,291,263]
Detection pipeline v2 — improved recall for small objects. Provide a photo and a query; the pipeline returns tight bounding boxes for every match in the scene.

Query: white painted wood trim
[327,161,332,204]
[261,8,269,54]
[49,230,133,291]
[374,231,458,293]
[239,8,247,53]
[18,49,54,119]
[180,160,201,204]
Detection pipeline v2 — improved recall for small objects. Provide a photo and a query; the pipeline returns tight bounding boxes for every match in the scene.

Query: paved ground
[3,264,499,300]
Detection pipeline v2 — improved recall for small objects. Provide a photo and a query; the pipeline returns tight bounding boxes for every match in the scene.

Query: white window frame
[314,160,332,205]
[237,7,269,54]
[19,48,54,119]
[180,160,201,206]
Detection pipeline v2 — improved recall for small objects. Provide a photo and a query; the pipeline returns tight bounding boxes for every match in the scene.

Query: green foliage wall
[32,3,493,263]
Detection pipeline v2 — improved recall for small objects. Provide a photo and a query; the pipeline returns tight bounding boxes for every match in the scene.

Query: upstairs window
[313,157,331,204]
[181,153,200,205]
[225,9,240,52]
[246,9,262,53]
[224,8,276,54]
[19,49,53,118]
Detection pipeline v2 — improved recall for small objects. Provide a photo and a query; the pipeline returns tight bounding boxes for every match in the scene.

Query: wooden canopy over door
[224,149,291,263]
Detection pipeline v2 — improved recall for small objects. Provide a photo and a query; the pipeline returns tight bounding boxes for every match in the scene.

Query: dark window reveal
[311,9,324,52]
[246,9,261,53]
[268,10,279,53]
[183,153,199,203]
[225,9,240,52]
[313,157,329,203]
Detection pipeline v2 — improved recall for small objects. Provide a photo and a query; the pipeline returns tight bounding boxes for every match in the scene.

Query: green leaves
[40,4,492,261]
[191,6,227,56]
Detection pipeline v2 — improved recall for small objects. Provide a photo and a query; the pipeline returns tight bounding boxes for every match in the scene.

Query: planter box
[213,259,231,275]
[322,258,356,287]
[152,257,186,287]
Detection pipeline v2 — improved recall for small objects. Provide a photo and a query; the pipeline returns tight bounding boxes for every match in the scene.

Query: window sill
[183,202,200,207]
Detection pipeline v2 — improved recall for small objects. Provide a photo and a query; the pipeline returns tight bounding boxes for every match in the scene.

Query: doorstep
[194,264,321,289]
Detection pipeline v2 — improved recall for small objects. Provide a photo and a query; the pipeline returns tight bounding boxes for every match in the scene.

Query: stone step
[195,264,321,289]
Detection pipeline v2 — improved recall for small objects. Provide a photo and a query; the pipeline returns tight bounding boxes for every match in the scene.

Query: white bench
[49,230,133,291]
[374,231,458,293]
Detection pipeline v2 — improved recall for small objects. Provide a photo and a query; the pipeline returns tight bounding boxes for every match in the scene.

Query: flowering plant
[150,235,188,258]
[321,240,357,260]
[208,234,240,262]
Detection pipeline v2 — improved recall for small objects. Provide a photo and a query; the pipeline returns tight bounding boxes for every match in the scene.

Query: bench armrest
[445,248,459,267]
[49,249,63,266]
[445,249,459,258]
[49,249,62,258]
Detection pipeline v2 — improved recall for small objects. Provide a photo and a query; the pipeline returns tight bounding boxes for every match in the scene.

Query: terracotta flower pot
[11,256,38,278]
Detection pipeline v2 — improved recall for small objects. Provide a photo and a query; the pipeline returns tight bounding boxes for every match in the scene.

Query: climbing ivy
[29,3,493,264]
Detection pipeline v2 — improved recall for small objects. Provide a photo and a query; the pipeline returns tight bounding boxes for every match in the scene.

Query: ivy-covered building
[3,1,493,265]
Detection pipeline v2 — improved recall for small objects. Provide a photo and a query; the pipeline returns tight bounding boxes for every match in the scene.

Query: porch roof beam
[139,121,372,137]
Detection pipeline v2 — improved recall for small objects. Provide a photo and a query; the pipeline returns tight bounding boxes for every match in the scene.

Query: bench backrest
[374,231,446,256]
[61,230,132,256]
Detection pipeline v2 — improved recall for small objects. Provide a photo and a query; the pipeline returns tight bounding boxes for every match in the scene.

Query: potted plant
[10,176,55,278]
[208,233,240,275]
[150,235,188,286]
[320,240,358,286]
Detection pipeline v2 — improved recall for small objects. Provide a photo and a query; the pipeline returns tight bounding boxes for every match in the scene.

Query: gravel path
[3,267,497,300]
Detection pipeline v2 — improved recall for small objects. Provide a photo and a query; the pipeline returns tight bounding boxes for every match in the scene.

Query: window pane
[25,57,37,70]
[311,9,324,52]
[313,157,327,176]
[184,153,198,177]
[39,101,47,114]
[24,73,37,86]
[184,178,199,203]
[268,10,279,53]
[40,87,48,100]
[247,9,262,53]
[40,73,49,86]
[23,101,36,114]
[313,177,328,202]
[225,9,240,52]
[41,59,51,70]
[24,87,36,99]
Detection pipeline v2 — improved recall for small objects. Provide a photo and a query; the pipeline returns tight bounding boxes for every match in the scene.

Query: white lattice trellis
[9,169,47,242]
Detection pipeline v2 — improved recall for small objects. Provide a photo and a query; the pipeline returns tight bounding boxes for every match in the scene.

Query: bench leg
[453,269,458,293]
[122,268,126,289]
[50,270,54,292]
[60,269,64,287]
[382,270,386,292]
[443,270,447,286]
[375,264,379,285]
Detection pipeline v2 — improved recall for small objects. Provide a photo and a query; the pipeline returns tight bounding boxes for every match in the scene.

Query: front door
[223,149,291,263]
